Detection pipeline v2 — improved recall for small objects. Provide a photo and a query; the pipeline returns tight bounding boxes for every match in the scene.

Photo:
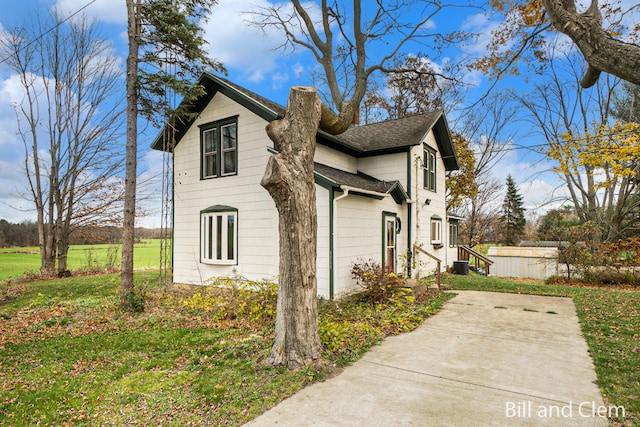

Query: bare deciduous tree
[541,0,640,88]
[1,10,124,276]
[456,93,518,246]
[483,0,639,88]
[517,46,639,245]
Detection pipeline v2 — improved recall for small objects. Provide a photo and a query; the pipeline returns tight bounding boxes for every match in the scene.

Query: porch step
[404,278,439,297]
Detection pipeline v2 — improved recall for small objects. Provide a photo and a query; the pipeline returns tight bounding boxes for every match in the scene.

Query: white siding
[332,194,406,297]
[409,134,450,276]
[172,92,335,297]
[170,90,452,296]
[172,92,279,285]
[316,184,331,298]
[315,144,357,173]
[358,152,408,190]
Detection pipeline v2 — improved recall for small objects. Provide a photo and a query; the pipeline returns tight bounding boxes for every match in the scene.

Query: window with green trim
[201,116,238,179]
[423,145,436,191]
[431,216,442,245]
[449,222,458,247]
[201,208,237,264]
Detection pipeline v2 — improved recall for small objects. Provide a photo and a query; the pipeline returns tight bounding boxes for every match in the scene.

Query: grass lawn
[0,270,453,426]
[0,240,164,280]
[444,273,640,426]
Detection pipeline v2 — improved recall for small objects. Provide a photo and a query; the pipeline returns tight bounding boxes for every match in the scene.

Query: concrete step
[404,278,439,298]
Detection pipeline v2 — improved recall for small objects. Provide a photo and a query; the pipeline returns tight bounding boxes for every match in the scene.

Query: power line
[0,0,98,66]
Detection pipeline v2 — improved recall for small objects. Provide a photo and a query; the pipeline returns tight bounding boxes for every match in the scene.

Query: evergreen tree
[501,175,526,245]
[122,0,223,308]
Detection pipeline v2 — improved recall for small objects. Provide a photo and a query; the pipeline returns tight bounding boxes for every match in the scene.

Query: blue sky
[0,0,600,226]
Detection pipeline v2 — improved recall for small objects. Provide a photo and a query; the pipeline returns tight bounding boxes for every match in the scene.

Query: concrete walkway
[245,291,608,426]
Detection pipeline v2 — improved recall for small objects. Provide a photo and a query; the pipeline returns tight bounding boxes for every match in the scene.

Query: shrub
[318,318,383,361]
[351,260,407,303]
[180,278,278,323]
[545,275,567,285]
[582,267,640,286]
[123,290,146,313]
[599,238,640,267]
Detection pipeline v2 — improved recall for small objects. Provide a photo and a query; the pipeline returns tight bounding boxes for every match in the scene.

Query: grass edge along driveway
[444,273,640,427]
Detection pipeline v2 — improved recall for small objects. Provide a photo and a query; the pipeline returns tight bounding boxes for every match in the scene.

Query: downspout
[331,188,350,300]
[407,151,412,278]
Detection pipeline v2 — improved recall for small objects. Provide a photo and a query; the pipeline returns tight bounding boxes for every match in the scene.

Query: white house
[152,73,461,299]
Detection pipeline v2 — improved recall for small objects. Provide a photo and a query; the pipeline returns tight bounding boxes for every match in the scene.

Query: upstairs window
[201,116,238,179]
[423,145,436,191]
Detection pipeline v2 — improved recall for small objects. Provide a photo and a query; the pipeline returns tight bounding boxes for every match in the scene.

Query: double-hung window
[423,145,436,191]
[201,206,238,265]
[201,116,238,179]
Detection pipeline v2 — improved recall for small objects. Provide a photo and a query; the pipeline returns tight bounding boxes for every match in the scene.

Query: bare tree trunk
[261,86,323,370]
[121,0,140,305]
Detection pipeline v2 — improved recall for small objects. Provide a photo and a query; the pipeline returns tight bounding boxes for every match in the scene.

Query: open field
[0,270,453,426]
[0,240,165,280]
[445,273,640,426]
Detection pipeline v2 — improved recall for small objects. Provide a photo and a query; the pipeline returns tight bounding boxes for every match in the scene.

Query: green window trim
[449,222,459,248]
[200,208,238,265]
[423,144,436,192]
[200,116,238,179]
[430,215,442,245]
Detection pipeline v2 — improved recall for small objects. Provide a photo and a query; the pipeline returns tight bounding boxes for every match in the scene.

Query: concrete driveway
[244,291,609,426]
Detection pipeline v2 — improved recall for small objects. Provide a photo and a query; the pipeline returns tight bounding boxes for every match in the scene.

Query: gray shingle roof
[314,163,408,204]
[151,73,458,170]
[336,113,443,153]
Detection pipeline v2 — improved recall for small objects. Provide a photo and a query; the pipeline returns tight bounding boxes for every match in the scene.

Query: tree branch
[541,0,640,87]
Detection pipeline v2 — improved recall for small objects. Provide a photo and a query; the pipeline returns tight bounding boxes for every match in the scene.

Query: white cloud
[203,0,322,84]
[0,157,34,223]
[55,0,126,24]
[0,77,22,149]
[460,12,502,57]
[202,0,291,82]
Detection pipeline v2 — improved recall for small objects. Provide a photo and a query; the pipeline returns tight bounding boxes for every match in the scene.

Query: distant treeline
[0,219,169,248]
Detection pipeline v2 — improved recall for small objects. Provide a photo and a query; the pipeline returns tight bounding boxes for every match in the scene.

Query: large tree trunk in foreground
[261,86,323,370]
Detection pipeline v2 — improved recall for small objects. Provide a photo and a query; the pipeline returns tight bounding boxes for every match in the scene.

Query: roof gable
[151,73,283,151]
[151,73,459,171]
[335,113,459,170]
